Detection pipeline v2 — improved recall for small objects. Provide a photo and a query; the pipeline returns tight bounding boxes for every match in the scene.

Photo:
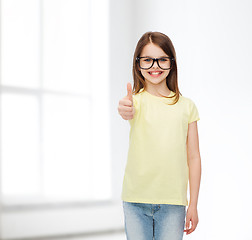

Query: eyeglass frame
[136,56,175,70]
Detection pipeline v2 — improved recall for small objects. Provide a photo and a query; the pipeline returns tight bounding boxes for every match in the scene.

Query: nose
[152,59,159,69]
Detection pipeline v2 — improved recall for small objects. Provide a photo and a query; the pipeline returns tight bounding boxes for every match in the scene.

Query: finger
[185,218,190,231]
[119,99,133,107]
[187,220,196,234]
[189,219,196,232]
[185,220,191,234]
[127,82,133,104]
[119,106,134,113]
[187,226,195,234]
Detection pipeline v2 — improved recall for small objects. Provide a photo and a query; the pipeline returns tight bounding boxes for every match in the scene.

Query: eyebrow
[142,55,169,58]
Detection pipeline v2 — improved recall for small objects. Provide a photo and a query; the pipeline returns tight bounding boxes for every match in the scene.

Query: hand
[184,205,199,235]
[117,82,135,120]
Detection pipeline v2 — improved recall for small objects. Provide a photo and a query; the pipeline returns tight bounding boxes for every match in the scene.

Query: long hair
[132,31,182,105]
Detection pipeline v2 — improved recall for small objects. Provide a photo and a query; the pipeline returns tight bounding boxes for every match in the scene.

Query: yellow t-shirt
[121,88,200,206]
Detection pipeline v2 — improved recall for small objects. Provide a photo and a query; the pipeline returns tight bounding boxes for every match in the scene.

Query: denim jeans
[122,201,186,240]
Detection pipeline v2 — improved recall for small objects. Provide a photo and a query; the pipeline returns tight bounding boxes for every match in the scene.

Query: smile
[148,71,163,77]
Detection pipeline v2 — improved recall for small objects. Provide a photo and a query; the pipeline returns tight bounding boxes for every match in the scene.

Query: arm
[184,120,201,234]
[187,120,201,207]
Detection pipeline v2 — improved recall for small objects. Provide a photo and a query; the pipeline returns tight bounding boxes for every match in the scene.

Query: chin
[145,78,166,84]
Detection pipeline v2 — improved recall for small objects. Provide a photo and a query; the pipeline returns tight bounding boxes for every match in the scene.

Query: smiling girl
[118,31,201,240]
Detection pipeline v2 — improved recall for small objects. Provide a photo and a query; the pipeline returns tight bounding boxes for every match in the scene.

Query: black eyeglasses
[136,56,175,70]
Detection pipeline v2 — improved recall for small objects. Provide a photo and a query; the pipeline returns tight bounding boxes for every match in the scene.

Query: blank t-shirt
[121,88,200,206]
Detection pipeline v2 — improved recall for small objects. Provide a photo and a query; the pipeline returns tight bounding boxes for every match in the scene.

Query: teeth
[150,72,162,75]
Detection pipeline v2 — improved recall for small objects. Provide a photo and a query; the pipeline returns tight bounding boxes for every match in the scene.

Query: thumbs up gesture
[117,82,135,120]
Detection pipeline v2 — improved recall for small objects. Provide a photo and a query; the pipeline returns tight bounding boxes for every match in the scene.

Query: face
[138,43,171,87]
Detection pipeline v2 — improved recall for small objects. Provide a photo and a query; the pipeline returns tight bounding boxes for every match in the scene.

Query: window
[0,0,111,206]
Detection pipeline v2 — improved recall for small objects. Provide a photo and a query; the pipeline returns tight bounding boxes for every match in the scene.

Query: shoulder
[178,95,197,107]
[179,94,199,115]
[132,88,144,104]
[180,94,200,123]
[133,88,144,98]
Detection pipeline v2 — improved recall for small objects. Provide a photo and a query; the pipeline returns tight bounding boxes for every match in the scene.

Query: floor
[48,232,126,240]
[46,231,126,240]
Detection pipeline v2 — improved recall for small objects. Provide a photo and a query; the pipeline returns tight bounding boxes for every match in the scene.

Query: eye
[144,58,152,62]
[160,58,168,62]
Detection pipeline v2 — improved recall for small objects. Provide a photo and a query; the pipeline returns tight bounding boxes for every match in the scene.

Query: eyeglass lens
[139,57,172,70]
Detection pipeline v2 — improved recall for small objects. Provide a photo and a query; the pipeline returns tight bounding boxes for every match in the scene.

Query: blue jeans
[122,201,186,240]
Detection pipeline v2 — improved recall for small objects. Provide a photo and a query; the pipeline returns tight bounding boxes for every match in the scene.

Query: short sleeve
[128,95,138,126]
[188,99,200,124]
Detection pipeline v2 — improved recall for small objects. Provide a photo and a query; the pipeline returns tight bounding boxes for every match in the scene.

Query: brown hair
[132,31,182,105]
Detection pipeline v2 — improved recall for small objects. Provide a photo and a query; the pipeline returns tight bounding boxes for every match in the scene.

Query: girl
[117,31,201,240]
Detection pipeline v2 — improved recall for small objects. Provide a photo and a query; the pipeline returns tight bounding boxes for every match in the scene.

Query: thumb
[185,217,190,230]
[127,82,133,104]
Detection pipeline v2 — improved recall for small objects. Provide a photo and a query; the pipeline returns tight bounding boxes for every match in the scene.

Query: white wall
[112,0,252,239]
[110,0,135,201]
